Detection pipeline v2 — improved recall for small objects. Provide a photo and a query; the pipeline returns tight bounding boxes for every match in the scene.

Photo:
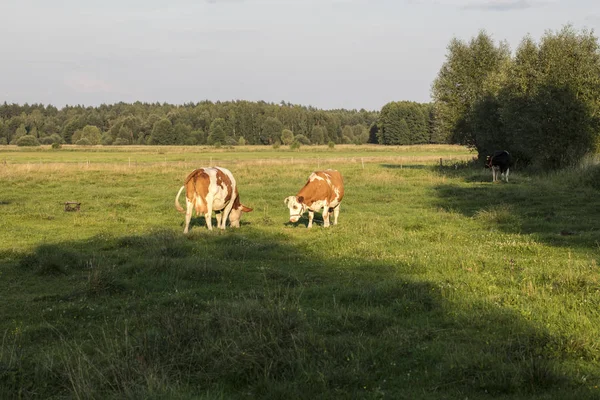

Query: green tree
[16,135,40,146]
[11,124,27,144]
[150,118,174,145]
[208,118,228,145]
[260,117,283,144]
[280,129,294,145]
[309,125,326,145]
[72,125,102,145]
[431,31,510,146]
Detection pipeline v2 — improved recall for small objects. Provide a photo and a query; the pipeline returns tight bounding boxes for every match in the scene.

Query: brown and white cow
[284,169,344,228]
[175,166,252,233]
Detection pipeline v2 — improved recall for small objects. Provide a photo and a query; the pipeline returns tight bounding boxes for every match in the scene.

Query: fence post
[439,158,443,168]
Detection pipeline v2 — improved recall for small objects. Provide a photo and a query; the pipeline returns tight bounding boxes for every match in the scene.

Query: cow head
[284,196,306,223]
[485,155,492,168]
[229,204,253,228]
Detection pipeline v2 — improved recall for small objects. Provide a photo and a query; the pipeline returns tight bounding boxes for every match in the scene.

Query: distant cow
[486,150,512,182]
[284,169,344,228]
[175,167,252,233]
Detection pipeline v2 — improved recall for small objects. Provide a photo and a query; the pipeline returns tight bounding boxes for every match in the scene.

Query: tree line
[0,101,385,147]
[0,101,447,148]
[432,25,600,169]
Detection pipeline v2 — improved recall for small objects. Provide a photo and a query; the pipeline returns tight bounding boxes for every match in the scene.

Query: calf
[486,150,512,182]
[175,167,252,233]
[284,169,344,228]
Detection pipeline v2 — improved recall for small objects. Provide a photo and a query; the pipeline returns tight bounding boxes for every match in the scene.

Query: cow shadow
[182,215,252,231]
[0,227,596,398]
[283,213,326,228]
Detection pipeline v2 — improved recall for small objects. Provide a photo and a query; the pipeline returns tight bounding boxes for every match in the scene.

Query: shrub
[294,134,311,145]
[281,129,294,145]
[328,141,335,149]
[238,137,246,146]
[0,137,8,145]
[51,142,62,149]
[16,135,40,147]
[290,141,301,150]
[214,142,222,149]
[39,137,55,145]
[101,133,113,145]
[75,138,92,146]
[272,140,281,149]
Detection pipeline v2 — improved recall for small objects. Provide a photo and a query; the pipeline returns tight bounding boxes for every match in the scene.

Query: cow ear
[284,197,290,206]
[241,205,253,213]
[297,196,304,204]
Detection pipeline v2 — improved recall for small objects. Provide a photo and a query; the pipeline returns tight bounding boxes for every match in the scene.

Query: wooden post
[439,158,443,168]
[361,158,364,169]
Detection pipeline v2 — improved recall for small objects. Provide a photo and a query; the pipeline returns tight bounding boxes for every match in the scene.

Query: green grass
[1,146,599,399]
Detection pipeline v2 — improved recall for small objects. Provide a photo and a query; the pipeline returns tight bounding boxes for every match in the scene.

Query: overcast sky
[1,0,598,110]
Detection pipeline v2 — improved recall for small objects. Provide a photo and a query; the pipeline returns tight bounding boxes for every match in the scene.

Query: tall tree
[431,31,510,147]
[150,118,174,145]
[260,117,283,145]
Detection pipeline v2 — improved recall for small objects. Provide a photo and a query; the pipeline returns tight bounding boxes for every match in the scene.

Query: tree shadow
[433,177,600,251]
[0,228,596,398]
[380,163,429,170]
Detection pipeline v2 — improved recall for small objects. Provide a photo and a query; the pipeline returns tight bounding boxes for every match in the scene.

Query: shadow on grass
[0,228,597,399]
[380,163,429,170]
[433,173,600,251]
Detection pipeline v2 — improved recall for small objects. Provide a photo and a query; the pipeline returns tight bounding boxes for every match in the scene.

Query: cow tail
[175,185,186,213]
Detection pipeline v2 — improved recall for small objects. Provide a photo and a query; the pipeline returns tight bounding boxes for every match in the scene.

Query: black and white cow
[485,150,512,182]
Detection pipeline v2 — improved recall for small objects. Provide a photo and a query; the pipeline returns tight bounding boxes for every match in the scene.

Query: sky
[0,0,598,111]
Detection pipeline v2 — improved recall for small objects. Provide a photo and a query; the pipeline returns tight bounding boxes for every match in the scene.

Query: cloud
[461,0,546,11]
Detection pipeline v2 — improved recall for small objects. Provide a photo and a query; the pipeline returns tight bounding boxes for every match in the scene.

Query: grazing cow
[175,167,252,233]
[486,150,512,182]
[284,169,344,228]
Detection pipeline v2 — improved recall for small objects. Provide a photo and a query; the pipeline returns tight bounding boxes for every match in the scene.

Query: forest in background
[0,100,442,148]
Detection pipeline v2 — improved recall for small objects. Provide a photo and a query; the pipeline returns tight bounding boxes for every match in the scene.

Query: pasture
[1,144,600,399]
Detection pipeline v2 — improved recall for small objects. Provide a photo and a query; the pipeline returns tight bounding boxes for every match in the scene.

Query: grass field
[1,144,600,399]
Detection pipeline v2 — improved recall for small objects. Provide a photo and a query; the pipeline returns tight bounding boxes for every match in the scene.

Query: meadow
[1,144,599,399]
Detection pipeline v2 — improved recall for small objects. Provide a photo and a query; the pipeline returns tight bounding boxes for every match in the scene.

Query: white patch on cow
[309,199,327,212]
[309,173,325,182]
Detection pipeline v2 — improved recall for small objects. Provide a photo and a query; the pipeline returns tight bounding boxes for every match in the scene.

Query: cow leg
[219,191,237,230]
[215,211,222,228]
[322,204,330,228]
[184,198,194,234]
[205,202,213,231]
[332,204,340,225]
[307,210,314,228]
[504,168,509,182]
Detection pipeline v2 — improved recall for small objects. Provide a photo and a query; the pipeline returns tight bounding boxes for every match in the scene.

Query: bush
[0,137,8,145]
[51,142,62,149]
[290,141,301,150]
[238,137,246,146]
[294,134,311,145]
[281,129,294,145]
[272,140,281,149]
[16,135,40,147]
[214,142,222,149]
[112,138,129,145]
[75,138,92,146]
[101,133,113,145]
[328,141,335,149]
[39,137,54,145]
